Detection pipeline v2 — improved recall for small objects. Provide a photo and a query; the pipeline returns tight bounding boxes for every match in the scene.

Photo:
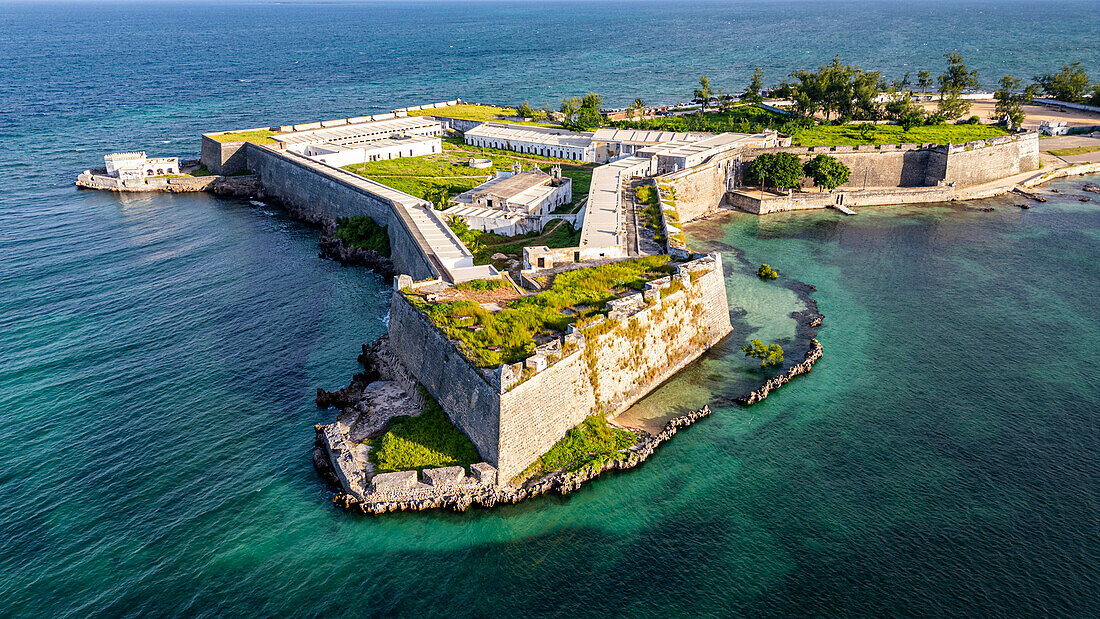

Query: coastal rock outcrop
[317,225,396,278]
[735,338,823,406]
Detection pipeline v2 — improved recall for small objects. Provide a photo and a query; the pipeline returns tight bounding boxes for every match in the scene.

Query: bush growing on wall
[335,216,390,256]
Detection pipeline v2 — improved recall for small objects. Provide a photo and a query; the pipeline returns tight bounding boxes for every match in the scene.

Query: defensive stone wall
[657,150,741,222]
[201,134,252,175]
[728,185,957,214]
[387,293,502,465]
[937,132,1040,186]
[386,253,733,482]
[245,144,437,280]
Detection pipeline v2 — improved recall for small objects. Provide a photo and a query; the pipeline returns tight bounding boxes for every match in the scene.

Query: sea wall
[728,185,958,214]
[386,253,733,482]
[387,293,502,465]
[200,134,251,175]
[658,151,740,222]
[938,133,1040,186]
[245,144,437,280]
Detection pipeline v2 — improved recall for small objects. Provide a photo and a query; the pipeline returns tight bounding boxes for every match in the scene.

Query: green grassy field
[367,390,481,474]
[791,123,1008,146]
[405,103,560,127]
[612,105,785,134]
[207,129,277,144]
[345,138,594,205]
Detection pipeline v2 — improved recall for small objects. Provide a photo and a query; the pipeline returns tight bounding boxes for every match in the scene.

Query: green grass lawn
[1046,145,1100,157]
[207,129,277,144]
[406,103,560,127]
[791,123,1008,146]
[612,105,786,134]
[345,138,594,205]
[367,389,481,474]
[408,255,672,367]
[518,415,641,482]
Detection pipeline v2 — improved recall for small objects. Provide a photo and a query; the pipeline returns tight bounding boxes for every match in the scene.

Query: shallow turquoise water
[2,1,1099,616]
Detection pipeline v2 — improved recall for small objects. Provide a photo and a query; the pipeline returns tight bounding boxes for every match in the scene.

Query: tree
[744,68,764,104]
[516,101,535,119]
[757,264,779,280]
[884,92,926,130]
[745,152,803,190]
[631,98,646,114]
[788,57,882,120]
[937,52,980,119]
[742,339,784,368]
[693,75,714,111]
[580,92,603,110]
[425,186,453,211]
[917,70,932,93]
[803,154,850,191]
[559,95,604,131]
[994,75,1035,128]
[1034,62,1091,103]
[446,215,485,256]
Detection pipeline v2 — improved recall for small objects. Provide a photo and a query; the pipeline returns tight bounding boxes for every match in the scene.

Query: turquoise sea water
[2,1,1099,616]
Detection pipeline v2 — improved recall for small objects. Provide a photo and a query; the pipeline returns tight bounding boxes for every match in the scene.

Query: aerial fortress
[79,97,1069,512]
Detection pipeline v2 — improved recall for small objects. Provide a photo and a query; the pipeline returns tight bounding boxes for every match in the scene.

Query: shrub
[520,415,640,480]
[367,389,481,473]
[454,278,508,292]
[634,185,658,206]
[742,339,784,368]
[757,264,779,280]
[334,216,390,256]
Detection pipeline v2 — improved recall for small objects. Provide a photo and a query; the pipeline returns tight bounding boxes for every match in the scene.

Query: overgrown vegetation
[446,215,486,257]
[209,129,277,144]
[334,216,390,256]
[757,264,779,280]
[367,388,481,473]
[409,256,673,367]
[742,339,784,368]
[519,415,640,480]
[454,279,509,292]
[634,185,657,206]
[559,93,604,132]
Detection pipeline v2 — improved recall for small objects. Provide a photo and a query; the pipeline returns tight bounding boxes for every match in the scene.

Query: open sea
[1,1,1098,616]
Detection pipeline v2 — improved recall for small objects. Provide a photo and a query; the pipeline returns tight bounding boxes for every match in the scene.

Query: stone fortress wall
[386,253,733,482]
[244,144,439,280]
[659,132,1040,221]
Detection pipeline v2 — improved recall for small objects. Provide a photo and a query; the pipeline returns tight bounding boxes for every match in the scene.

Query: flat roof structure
[273,117,442,147]
[591,128,711,146]
[464,123,593,149]
[579,156,650,253]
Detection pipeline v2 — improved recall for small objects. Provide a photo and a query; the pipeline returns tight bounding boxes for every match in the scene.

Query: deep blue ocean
[2,1,1098,616]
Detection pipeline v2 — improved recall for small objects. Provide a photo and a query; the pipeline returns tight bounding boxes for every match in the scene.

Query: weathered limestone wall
[387,293,502,465]
[659,152,740,222]
[742,144,935,188]
[245,144,436,280]
[728,185,957,214]
[940,132,1040,186]
[200,135,250,176]
[386,254,733,483]
[495,254,732,480]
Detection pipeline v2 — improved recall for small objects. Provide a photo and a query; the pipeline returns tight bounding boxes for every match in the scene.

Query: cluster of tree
[744,153,850,191]
[1033,62,1100,106]
[742,339,784,368]
[559,93,604,131]
[691,76,742,112]
[770,57,884,121]
[446,215,485,256]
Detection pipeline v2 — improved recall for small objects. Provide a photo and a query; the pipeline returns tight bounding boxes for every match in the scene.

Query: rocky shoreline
[323,404,713,515]
[317,225,395,278]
